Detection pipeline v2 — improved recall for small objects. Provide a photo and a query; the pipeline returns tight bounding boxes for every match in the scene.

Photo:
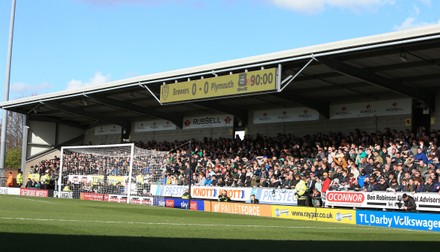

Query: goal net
[57,143,168,206]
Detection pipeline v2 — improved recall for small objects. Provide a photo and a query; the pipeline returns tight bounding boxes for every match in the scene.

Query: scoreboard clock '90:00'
[160,68,278,104]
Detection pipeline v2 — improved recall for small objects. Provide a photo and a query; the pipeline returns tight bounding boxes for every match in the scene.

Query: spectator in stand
[414,178,424,192]
[414,147,428,164]
[26,127,440,202]
[269,177,281,188]
[386,179,400,192]
[282,174,295,189]
[416,159,429,177]
[328,178,340,191]
[363,157,375,175]
[422,177,435,192]
[394,161,404,185]
[355,147,366,166]
[31,179,40,188]
[349,177,361,191]
[210,175,219,187]
[338,180,350,191]
[311,188,322,207]
[397,179,409,192]
[321,172,330,191]
[434,175,440,192]
[196,173,206,186]
[25,178,33,188]
[372,149,384,165]
[375,177,388,191]
[364,176,377,192]
[406,178,416,192]
[357,169,368,188]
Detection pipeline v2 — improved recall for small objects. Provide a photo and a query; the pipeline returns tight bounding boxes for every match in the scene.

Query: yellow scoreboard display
[160,68,277,104]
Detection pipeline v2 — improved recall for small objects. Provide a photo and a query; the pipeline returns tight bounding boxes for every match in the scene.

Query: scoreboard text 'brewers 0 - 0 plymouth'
[160,68,277,104]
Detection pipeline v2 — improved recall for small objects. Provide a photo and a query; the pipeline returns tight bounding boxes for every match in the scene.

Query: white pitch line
[0,216,374,230]
[15,197,60,204]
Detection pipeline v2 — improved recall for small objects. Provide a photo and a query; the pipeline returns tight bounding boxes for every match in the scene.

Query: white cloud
[394,17,440,30]
[393,3,440,31]
[66,72,111,90]
[413,5,420,15]
[11,82,53,97]
[394,16,417,30]
[267,0,395,13]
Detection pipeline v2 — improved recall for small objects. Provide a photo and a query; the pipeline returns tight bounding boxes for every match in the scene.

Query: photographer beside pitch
[218,190,231,202]
[401,193,417,212]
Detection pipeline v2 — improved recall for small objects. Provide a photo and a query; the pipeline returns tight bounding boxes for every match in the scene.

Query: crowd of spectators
[151,127,440,195]
[24,127,440,200]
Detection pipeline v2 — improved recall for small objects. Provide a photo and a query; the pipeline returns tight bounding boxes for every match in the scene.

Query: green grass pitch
[0,195,439,252]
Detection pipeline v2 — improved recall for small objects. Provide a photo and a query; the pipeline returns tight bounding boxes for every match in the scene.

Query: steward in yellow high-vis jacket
[295,175,308,206]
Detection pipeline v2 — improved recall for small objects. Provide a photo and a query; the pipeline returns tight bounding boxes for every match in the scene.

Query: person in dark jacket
[375,177,389,191]
[402,193,417,212]
[250,194,259,204]
[218,190,231,202]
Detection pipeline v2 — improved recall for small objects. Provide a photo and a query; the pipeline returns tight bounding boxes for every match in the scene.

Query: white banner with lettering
[183,114,233,129]
[258,188,298,205]
[330,99,411,119]
[150,185,298,205]
[94,124,122,135]
[134,120,176,132]
[0,187,20,195]
[253,107,319,124]
[326,191,440,212]
[151,185,250,201]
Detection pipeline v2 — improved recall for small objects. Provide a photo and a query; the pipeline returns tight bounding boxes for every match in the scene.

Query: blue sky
[0,0,439,100]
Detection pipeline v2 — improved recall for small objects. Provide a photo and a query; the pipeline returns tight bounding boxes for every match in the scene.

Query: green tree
[6,148,21,170]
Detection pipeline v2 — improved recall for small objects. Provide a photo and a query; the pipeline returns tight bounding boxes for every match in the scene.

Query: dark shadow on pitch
[0,232,438,252]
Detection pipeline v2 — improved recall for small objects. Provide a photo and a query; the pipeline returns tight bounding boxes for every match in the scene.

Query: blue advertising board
[357,210,440,232]
[153,197,165,207]
[163,198,205,211]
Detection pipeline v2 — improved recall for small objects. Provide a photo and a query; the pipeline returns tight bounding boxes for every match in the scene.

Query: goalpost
[57,143,168,205]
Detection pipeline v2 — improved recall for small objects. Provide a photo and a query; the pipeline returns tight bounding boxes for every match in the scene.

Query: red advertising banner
[20,188,48,198]
[326,191,366,207]
[80,192,109,201]
[165,199,175,208]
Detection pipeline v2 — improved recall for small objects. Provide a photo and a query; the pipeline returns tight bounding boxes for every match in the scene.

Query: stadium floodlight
[0,0,17,186]
[58,143,168,205]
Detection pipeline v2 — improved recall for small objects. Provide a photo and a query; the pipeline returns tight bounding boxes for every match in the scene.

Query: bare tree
[6,111,24,149]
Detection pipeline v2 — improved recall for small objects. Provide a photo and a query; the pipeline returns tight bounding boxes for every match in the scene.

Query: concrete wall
[84,128,121,145]
[27,121,84,157]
